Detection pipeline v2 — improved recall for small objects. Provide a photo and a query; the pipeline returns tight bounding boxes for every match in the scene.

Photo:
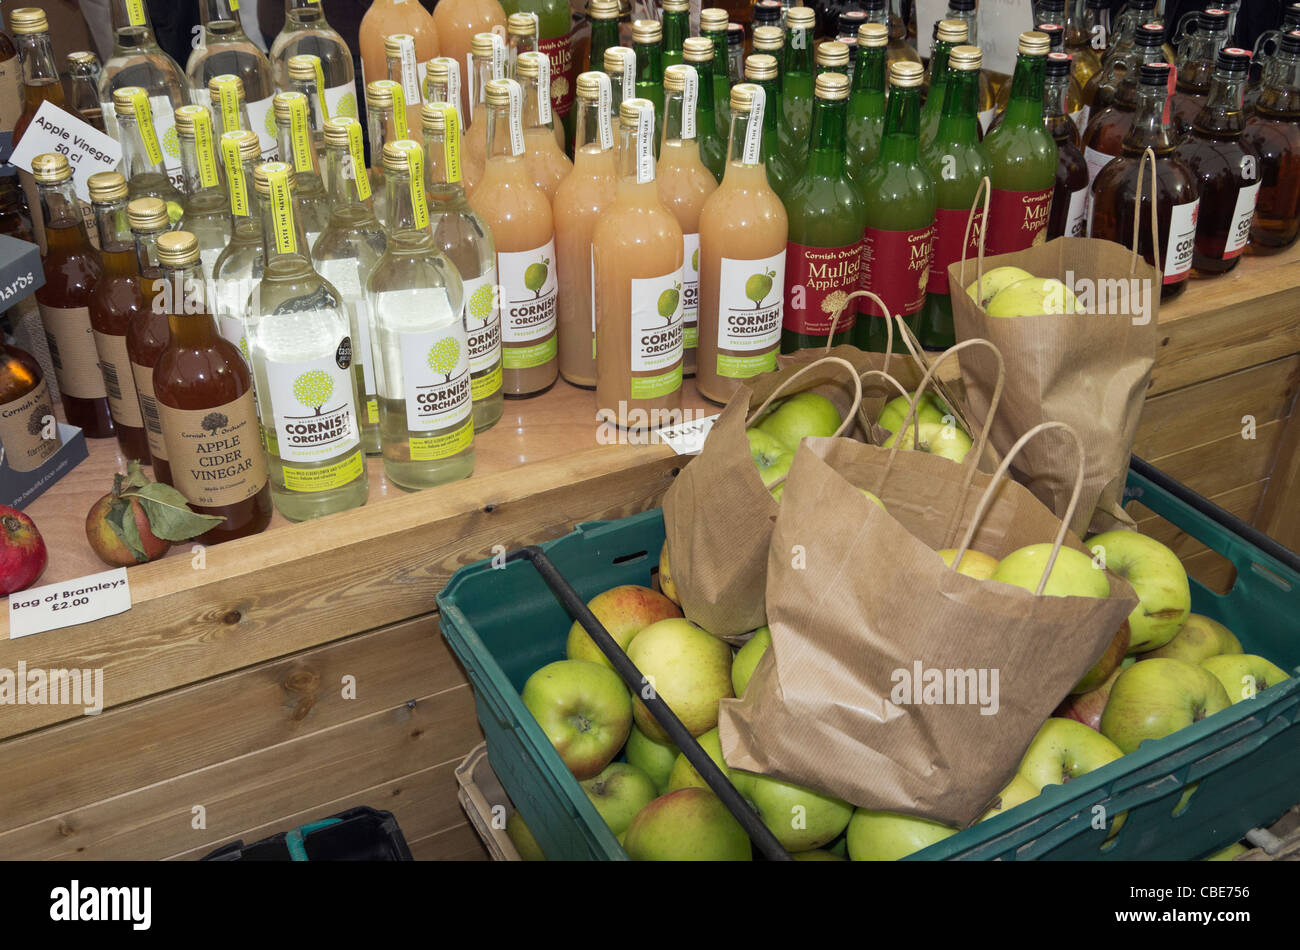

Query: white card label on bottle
[9,568,131,639]
[680,64,697,140]
[1065,185,1089,238]
[1223,180,1260,258]
[620,49,636,103]
[594,72,613,151]
[399,326,473,431]
[444,58,465,130]
[630,267,684,373]
[7,101,123,202]
[635,100,655,184]
[743,85,765,165]
[1163,199,1200,282]
[399,36,421,103]
[535,50,553,126]
[1084,144,1114,188]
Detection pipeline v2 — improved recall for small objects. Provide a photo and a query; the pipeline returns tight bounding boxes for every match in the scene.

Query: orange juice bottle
[469,78,559,396]
[554,71,618,387]
[592,98,685,428]
[697,83,788,405]
[360,0,439,93]
[464,33,508,194]
[516,51,573,200]
[433,0,508,118]
[657,64,719,378]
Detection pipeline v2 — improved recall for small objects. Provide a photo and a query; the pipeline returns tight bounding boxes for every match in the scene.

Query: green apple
[979,773,1040,822]
[666,726,731,791]
[732,626,772,698]
[986,276,1080,316]
[752,391,842,449]
[859,488,887,511]
[936,547,1000,580]
[1087,530,1191,654]
[1143,613,1243,664]
[566,583,683,669]
[625,724,679,794]
[1100,658,1232,753]
[521,659,634,779]
[1205,842,1248,861]
[658,541,679,605]
[579,762,659,836]
[1016,717,1125,792]
[1200,654,1291,703]
[792,848,846,861]
[506,811,546,861]
[965,265,1034,308]
[622,787,752,860]
[746,427,794,498]
[626,618,734,742]
[991,543,1110,599]
[845,809,958,861]
[877,391,952,435]
[881,420,973,464]
[730,769,854,852]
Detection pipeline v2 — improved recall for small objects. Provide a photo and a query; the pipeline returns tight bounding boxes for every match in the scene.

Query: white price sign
[8,568,132,639]
[7,101,123,203]
[655,413,719,455]
[916,0,1028,76]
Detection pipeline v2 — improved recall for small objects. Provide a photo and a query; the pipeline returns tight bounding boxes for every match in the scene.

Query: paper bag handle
[949,421,1087,596]
[955,175,993,299]
[1131,146,1161,276]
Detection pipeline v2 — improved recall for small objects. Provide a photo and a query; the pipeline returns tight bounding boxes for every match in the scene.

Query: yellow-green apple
[666,726,731,791]
[1200,654,1291,703]
[579,762,659,836]
[877,391,953,434]
[979,773,1040,822]
[1017,717,1125,791]
[793,848,846,861]
[506,811,546,861]
[986,276,1080,316]
[626,618,734,742]
[625,724,678,793]
[1144,613,1243,663]
[859,488,887,511]
[1100,658,1232,753]
[991,543,1110,599]
[965,265,1034,308]
[881,420,973,464]
[520,659,633,779]
[729,769,854,851]
[731,625,772,698]
[845,809,958,861]
[746,428,795,497]
[1087,530,1191,654]
[1205,842,1248,861]
[1054,662,1125,731]
[937,547,1000,579]
[752,391,842,448]
[565,584,683,669]
[622,787,752,860]
[1072,624,1131,694]
[658,541,679,605]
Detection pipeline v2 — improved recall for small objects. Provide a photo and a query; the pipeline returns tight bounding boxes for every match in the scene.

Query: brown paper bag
[717,424,1139,827]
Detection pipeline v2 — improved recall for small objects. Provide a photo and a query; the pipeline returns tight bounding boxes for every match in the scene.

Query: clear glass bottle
[1246,5,1300,112]
[423,102,505,432]
[126,196,176,484]
[848,23,889,181]
[312,117,389,454]
[208,74,258,150]
[269,0,358,122]
[424,55,468,137]
[464,33,509,194]
[368,140,476,490]
[1046,52,1091,240]
[1243,30,1300,251]
[112,87,186,225]
[188,0,278,161]
[1171,9,1231,140]
[272,91,332,248]
[744,54,797,199]
[863,0,920,70]
[365,79,408,227]
[780,6,817,170]
[248,161,368,520]
[726,23,745,84]
[176,105,233,279]
[212,130,266,359]
[701,8,733,141]
[286,53,333,156]
[1082,23,1168,190]
[67,51,107,132]
[384,33,434,138]
[1066,0,1104,91]
[517,50,574,199]
[603,45,636,119]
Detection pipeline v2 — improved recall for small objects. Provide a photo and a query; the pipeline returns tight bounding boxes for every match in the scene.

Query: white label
[655,412,718,455]
[680,65,697,140]
[499,241,557,343]
[682,232,700,347]
[743,86,766,165]
[247,96,279,159]
[1223,181,1260,258]
[635,101,655,184]
[399,36,421,104]
[266,345,361,465]
[445,59,464,131]
[535,52,552,127]
[315,258,378,392]
[9,568,131,640]
[463,270,503,374]
[620,49,636,103]
[219,313,250,362]
[630,267,685,373]
[1065,185,1089,238]
[507,79,525,156]
[7,101,122,203]
[323,82,358,123]
[399,326,472,430]
[1084,144,1114,188]
[467,53,476,120]
[717,251,785,352]
[1073,104,1089,137]
[978,106,996,134]
[595,72,614,151]
[1164,199,1199,281]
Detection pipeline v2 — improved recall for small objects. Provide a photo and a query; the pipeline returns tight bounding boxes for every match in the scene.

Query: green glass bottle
[919,19,966,151]
[684,38,727,183]
[510,0,578,148]
[780,6,817,170]
[846,22,888,185]
[854,61,935,353]
[633,18,666,157]
[701,8,733,141]
[782,73,867,352]
[587,0,620,73]
[815,41,850,80]
[918,46,990,351]
[982,31,1058,256]
[662,0,690,70]
[745,54,797,198]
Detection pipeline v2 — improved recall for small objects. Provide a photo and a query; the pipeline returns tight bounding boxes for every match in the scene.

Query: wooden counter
[0,242,1297,861]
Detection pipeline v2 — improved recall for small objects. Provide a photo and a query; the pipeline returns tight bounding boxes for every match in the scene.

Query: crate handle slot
[611,550,649,565]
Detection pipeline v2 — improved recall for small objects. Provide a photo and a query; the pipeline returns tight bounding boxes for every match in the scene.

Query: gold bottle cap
[813,72,850,100]
[381,139,423,174]
[888,60,925,87]
[752,26,783,52]
[420,101,452,132]
[323,116,358,146]
[663,64,691,92]
[470,32,500,59]
[428,57,453,83]
[619,97,654,128]
[87,171,127,202]
[113,86,148,116]
[128,196,170,230]
[575,71,604,101]
[66,50,98,67]
[515,50,543,79]
[174,104,211,137]
[785,6,816,29]
[8,7,48,34]
[209,73,246,103]
[699,9,729,32]
[506,12,537,37]
[155,230,200,268]
[858,23,889,47]
[366,80,398,109]
[384,33,414,57]
[273,90,307,120]
[31,152,70,183]
[662,0,690,12]
[604,46,629,74]
[287,53,321,81]
[253,161,296,195]
[745,54,779,81]
[484,78,516,108]
[816,40,850,68]
[632,19,661,44]
[588,0,620,19]
[730,82,761,112]
[223,129,261,162]
[936,19,969,44]
[682,37,714,63]
[1019,30,1051,56]
[949,45,983,70]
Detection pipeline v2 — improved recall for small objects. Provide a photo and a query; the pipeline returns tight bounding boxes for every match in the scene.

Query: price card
[916,0,1023,75]
[7,101,124,203]
[655,413,718,455]
[8,568,132,639]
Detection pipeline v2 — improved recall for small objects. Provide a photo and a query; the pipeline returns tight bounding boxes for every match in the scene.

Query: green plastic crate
[437,461,1300,861]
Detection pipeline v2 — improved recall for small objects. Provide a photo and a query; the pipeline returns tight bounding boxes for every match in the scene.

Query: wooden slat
[1256,395,1300,552]
[408,821,490,861]
[1144,422,1283,504]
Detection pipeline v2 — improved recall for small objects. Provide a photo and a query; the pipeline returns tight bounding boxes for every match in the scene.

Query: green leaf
[122,460,152,492]
[107,499,150,563]
[124,483,226,541]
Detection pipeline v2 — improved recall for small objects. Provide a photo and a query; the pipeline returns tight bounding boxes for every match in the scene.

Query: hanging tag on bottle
[635,101,655,184]
[288,95,315,174]
[387,80,409,139]
[491,34,507,80]
[398,35,421,104]
[221,134,248,217]
[215,79,242,136]
[311,55,331,121]
[346,120,371,202]
[595,72,613,151]
[743,85,765,166]
[620,49,636,103]
[534,53,553,127]
[467,53,476,122]
[268,164,297,255]
[441,57,465,131]
[679,65,698,141]
[506,79,526,157]
[404,144,430,231]
[129,89,164,167]
[190,107,220,190]
[434,102,462,184]
[125,0,147,27]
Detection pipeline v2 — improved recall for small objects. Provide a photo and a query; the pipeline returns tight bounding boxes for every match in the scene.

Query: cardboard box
[1,423,88,510]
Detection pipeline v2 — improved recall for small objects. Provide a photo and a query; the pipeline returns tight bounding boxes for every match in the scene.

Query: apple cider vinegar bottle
[516,51,573,200]
[127,197,179,484]
[593,98,685,427]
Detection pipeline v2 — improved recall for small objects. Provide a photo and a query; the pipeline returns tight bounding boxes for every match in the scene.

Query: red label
[783,241,862,336]
[926,206,984,296]
[539,35,576,119]
[985,186,1055,256]
[859,225,935,317]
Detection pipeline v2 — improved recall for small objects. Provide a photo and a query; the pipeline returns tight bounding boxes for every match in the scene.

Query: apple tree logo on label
[201,411,229,436]
[747,268,776,308]
[657,282,682,324]
[523,257,550,299]
[427,337,462,381]
[293,370,335,415]
[335,336,352,370]
[468,282,495,323]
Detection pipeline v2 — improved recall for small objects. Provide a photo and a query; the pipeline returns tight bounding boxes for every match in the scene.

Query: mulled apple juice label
[1163,199,1200,284]
[399,325,474,461]
[629,268,685,400]
[860,225,935,317]
[926,209,982,296]
[682,232,700,352]
[539,35,576,120]
[783,242,862,336]
[463,271,503,401]
[0,379,58,472]
[1223,182,1261,259]
[985,186,1054,255]
[39,305,108,400]
[265,343,364,493]
[157,394,268,507]
[499,241,559,370]
[717,250,785,378]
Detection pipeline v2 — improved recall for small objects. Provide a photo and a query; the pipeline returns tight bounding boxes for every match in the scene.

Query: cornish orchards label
[399,327,473,432]
[463,272,503,400]
[928,207,982,296]
[265,344,364,493]
[860,224,934,317]
[499,241,558,369]
[1163,199,1199,285]
[783,241,861,337]
[682,232,700,352]
[629,268,685,399]
[1223,181,1260,259]
[1064,186,1089,239]
[985,186,1054,256]
[716,250,784,379]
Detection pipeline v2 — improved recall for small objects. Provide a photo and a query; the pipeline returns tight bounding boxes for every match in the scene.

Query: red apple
[1055,663,1124,731]
[86,493,171,567]
[1070,622,1131,694]
[0,505,47,594]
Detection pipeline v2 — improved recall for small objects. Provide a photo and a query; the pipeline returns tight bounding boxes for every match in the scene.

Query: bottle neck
[160,262,219,345]
[366,104,402,170]
[664,13,688,54]
[486,98,525,160]
[725,104,761,168]
[287,0,326,27]
[384,168,433,248]
[573,96,612,154]
[1118,43,1170,104]
[278,112,323,178]
[212,89,251,140]
[946,8,977,45]
[92,197,133,253]
[202,0,247,39]
[1044,73,1073,138]
[590,19,620,69]
[879,84,921,162]
[634,40,662,84]
[117,113,167,178]
[1259,50,1300,108]
[133,225,167,278]
[257,185,312,269]
[423,126,466,201]
[807,96,849,175]
[1195,68,1248,135]
[853,45,886,97]
[703,28,730,77]
[1124,82,1178,153]
[925,40,954,94]
[785,27,814,75]
[179,132,226,201]
[692,59,717,121]
[1005,51,1047,126]
[289,76,328,132]
[521,75,552,131]
[110,0,160,50]
[617,116,656,185]
[1180,28,1228,89]
[325,143,374,212]
[935,68,979,144]
[755,76,782,141]
[662,85,696,143]
[17,34,59,86]
[473,56,498,108]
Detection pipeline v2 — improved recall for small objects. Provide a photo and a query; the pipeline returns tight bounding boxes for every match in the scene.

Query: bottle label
[1065,185,1089,238]
[405,145,429,230]
[783,241,862,336]
[978,107,997,134]
[538,34,576,119]
[221,135,250,217]
[618,50,636,104]
[680,64,698,140]
[311,58,332,123]
[927,207,983,296]
[0,55,20,133]
[125,0,146,27]
[399,326,473,432]
[429,102,462,183]
[682,232,700,350]
[410,417,474,460]
[191,108,221,190]
[1084,144,1114,187]
[267,164,298,254]
[629,267,685,399]
[716,250,785,379]
[506,80,525,157]
[860,224,935,317]
[1164,199,1199,284]
[157,393,268,508]
[499,240,558,368]
[265,343,364,491]
[533,46,553,127]
[0,377,59,473]
[742,86,765,165]
[634,101,655,183]
[396,35,421,108]
[985,186,1054,256]
[1223,181,1260,259]
[92,330,144,428]
[594,72,614,150]
[131,361,168,461]
[102,94,182,187]
[346,120,372,200]
[314,258,378,399]
[288,95,315,174]
[463,270,503,381]
[127,89,165,167]
[322,82,359,125]
[38,305,107,400]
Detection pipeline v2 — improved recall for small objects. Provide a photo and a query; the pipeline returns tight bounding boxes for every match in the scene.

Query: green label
[503,337,557,370]
[283,450,364,492]
[717,351,777,379]
[410,418,474,460]
[631,365,683,399]
[366,398,378,424]
[472,364,502,401]
[684,326,698,350]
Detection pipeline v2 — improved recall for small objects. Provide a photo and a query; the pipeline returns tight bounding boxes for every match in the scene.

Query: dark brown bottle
[1047,52,1090,238]
[0,343,61,472]
[1170,9,1231,140]
[0,8,19,135]
[87,172,152,461]
[1176,49,1260,275]
[1090,62,1201,300]
[152,230,271,544]
[30,153,115,437]
[1243,30,1300,251]
[1081,22,1168,189]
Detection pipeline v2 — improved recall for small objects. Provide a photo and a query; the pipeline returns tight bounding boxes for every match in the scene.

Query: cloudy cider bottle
[360,0,439,97]
[187,0,277,161]
[464,33,508,193]
[517,51,573,199]
[432,0,507,117]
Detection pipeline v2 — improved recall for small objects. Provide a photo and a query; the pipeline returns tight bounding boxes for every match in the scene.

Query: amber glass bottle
[1170,9,1230,141]
[1081,23,1168,189]
[126,197,175,484]
[1243,30,1300,252]
[0,344,61,472]
[1047,52,1091,239]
